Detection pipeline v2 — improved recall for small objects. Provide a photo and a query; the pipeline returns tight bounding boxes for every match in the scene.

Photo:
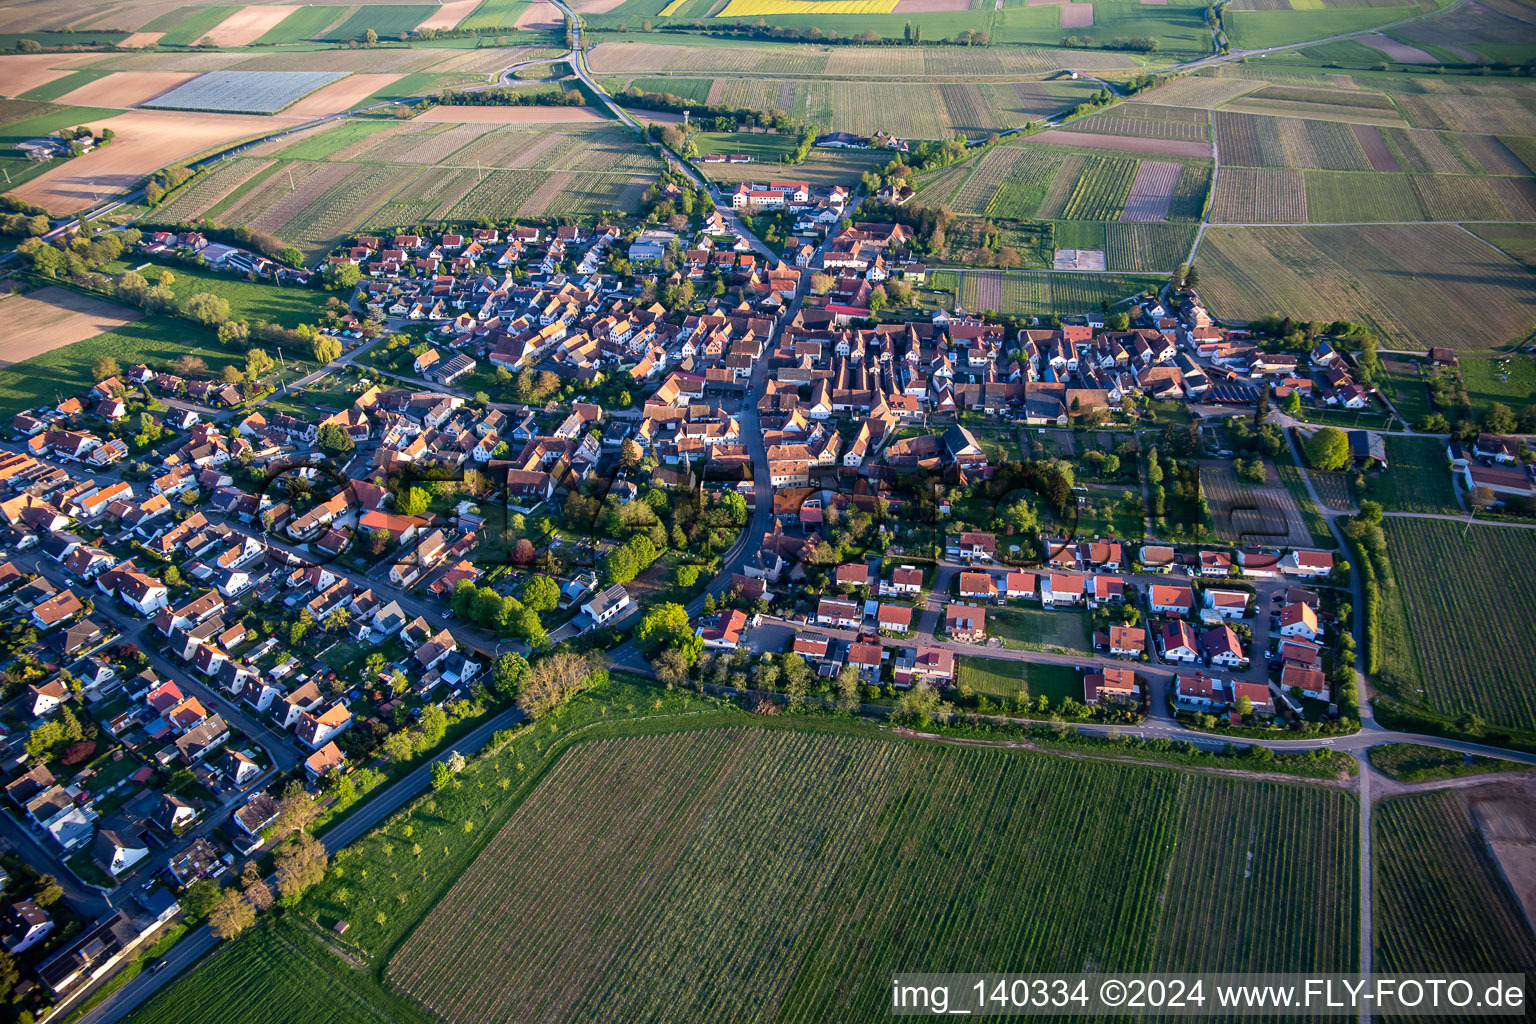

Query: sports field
[1377,517,1536,734]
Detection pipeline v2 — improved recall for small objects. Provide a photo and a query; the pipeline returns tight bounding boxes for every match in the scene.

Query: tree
[1303,426,1351,472]
[92,355,121,381]
[245,348,276,379]
[322,262,362,291]
[1468,484,1496,516]
[274,832,328,905]
[1107,311,1130,331]
[180,879,220,921]
[835,664,861,714]
[1484,402,1517,435]
[172,353,207,378]
[491,652,528,698]
[281,246,306,269]
[311,335,342,364]
[364,27,378,44]
[185,292,231,326]
[35,877,63,908]
[0,949,17,999]
[271,778,319,837]
[652,648,690,688]
[430,761,455,790]
[241,862,275,910]
[620,438,642,470]
[397,486,431,517]
[516,651,602,719]
[213,319,250,352]
[318,423,355,455]
[1283,389,1302,415]
[382,730,415,763]
[116,270,148,305]
[208,888,257,940]
[637,602,703,662]
[522,575,560,613]
[220,364,245,384]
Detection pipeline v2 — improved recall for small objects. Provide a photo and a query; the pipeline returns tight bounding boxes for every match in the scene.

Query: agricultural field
[1201,459,1314,547]
[1375,789,1536,976]
[143,71,348,114]
[699,146,886,187]
[1105,221,1197,271]
[941,145,1067,218]
[1208,166,1309,223]
[1058,155,1140,220]
[0,310,238,420]
[321,5,440,43]
[144,122,661,254]
[1195,224,1536,350]
[1377,517,1536,733]
[381,727,1356,1024]
[939,269,1162,317]
[1362,433,1460,514]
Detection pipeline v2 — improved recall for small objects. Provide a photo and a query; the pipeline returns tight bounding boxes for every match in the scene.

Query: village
[0,200,1528,1016]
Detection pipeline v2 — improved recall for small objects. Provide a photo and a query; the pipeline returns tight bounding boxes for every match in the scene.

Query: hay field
[1197,224,1536,351]
[9,108,295,214]
[0,286,143,369]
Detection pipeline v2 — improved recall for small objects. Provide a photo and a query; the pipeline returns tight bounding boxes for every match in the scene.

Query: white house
[1278,602,1320,641]
[581,585,632,628]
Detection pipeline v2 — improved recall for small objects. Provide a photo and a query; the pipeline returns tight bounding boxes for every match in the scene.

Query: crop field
[946,145,1065,217]
[149,157,279,225]
[254,5,347,44]
[0,312,237,420]
[142,5,241,47]
[1120,159,1182,221]
[1062,108,1211,143]
[144,70,347,114]
[1105,222,1196,271]
[1197,225,1535,350]
[1301,170,1423,222]
[1378,518,1536,732]
[254,119,397,161]
[1208,166,1309,223]
[1134,75,1267,109]
[1059,155,1140,220]
[701,147,886,187]
[1201,459,1313,547]
[584,42,1132,78]
[322,5,439,42]
[1376,790,1536,975]
[949,269,1162,317]
[381,727,1357,1024]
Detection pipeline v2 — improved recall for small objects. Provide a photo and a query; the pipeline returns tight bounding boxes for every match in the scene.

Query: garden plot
[1201,460,1311,548]
[1120,159,1181,221]
[143,70,347,114]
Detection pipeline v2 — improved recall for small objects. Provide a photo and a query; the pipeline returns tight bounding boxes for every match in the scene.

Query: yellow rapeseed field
[715,0,899,16]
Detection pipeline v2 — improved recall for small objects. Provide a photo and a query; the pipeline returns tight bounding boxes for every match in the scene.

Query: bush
[61,740,95,765]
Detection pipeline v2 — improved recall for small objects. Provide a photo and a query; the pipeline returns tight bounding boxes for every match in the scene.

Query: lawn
[1363,434,1458,515]
[137,263,332,330]
[0,314,239,420]
[985,606,1091,654]
[1376,517,1536,735]
[1375,791,1536,976]
[957,656,1081,704]
[689,131,799,162]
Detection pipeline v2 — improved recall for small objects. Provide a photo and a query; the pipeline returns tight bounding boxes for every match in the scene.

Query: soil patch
[56,71,199,108]
[283,74,405,117]
[0,287,144,368]
[202,6,301,47]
